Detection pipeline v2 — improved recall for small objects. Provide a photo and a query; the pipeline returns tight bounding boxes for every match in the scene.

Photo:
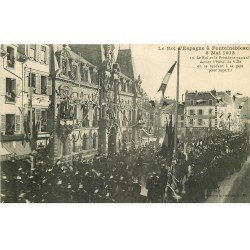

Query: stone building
[185,90,237,138]
[0,44,153,164]
[0,44,26,162]
[69,45,146,157]
[0,44,51,163]
[49,45,100,162]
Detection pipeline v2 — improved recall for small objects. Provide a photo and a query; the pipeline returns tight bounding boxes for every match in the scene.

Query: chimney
[226,90,231,96]
[211,89,216,96]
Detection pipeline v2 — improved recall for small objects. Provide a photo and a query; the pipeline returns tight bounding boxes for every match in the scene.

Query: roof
[116,49,136,80]
[55,47,95,67]
[234,96,249,118]
[216,91,232,104]
[69,45,104,67]
[161,101,184,115]
[185,91,216,100]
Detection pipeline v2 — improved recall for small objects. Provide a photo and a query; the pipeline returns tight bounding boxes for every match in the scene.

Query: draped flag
[161,115,175,162]
[158,61,177,96]
[161,122,169,158]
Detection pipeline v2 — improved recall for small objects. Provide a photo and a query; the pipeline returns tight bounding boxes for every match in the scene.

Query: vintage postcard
[0,44,249,203]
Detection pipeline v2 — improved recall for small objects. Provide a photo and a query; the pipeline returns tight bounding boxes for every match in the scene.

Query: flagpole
[174,47,180,153]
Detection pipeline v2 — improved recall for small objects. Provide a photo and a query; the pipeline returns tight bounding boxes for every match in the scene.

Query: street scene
[0,44,249,203]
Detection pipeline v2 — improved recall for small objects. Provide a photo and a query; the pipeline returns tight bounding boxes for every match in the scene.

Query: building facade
[0,44,153,164]
[185,90,239,138]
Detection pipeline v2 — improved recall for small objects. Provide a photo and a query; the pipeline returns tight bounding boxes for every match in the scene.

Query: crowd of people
[1,143,164,203]
[1,130,248,203]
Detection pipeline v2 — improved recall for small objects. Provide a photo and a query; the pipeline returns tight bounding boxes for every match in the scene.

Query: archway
[108,126,117,156]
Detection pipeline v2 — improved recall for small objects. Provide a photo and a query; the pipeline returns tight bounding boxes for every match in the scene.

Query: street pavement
[206,155,250,203]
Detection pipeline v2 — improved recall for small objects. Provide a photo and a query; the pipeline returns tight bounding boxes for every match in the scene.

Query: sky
[117,45,250,101]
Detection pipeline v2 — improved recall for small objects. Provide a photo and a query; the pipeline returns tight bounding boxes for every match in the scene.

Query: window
[190,109,195,115]
[5,114,15,135]
[81,65,88,82]
[93,133,97,149]
[41,46,47,63]
[121,79,126,92]
[28,73,36,92]
[93,108,98,127]
[41,76,47,94]
[181,115,184,120]
[208,99,213,105]
[90,67,98,84]
[190,100,194,105]
[7,46,15,68]
[198,119,203,126]
[6,78,16,102]
[62,59,68,75]
[198,109,203,115]
[189,119,194,126]
[29,45,36,60]
[74,105,78,119]
[71,65,77,80]
[82,134,87,150]
[129,110,132,122]
[180,122,184,128]
[41,110,47,132]
[209,108,213,115]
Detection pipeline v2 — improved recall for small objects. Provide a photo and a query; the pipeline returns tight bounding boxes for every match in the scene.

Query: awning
[0,145,11,156]
[2,141,31,156]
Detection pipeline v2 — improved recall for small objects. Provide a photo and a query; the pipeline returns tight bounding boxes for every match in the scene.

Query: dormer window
[7,46,15,68]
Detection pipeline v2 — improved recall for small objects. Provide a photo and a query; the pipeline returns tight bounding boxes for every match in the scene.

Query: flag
[161,122,169,158]
[158,61,177,96]
[219,113,224,118]
[227,113,231,119]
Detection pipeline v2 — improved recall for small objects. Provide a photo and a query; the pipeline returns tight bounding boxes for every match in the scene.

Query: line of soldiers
[144,130,249,203]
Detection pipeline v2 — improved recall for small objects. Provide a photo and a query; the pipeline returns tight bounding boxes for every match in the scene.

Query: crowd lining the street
[1,130,248,203]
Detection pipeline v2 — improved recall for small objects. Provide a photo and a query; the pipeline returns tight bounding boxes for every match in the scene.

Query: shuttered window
[36,74,41,94]
[1,115,6,133]
[46,78,52,95]
[41,46,47,63]
[15,115,21,133]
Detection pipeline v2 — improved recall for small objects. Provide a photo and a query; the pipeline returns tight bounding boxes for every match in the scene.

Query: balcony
[7,57,15,68]
[5,92,16,103]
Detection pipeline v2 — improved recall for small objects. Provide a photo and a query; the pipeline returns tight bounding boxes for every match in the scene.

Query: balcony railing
[5,92,16,103]
[7,58,15,68]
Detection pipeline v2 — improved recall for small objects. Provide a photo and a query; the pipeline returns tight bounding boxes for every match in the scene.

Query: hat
[57,180,62,185]
[16,176,22,180]
[78,184,83,189]
[19,193,25,198]
[67,184,71,189]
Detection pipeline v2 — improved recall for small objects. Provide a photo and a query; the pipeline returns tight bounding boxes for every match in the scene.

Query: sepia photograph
[0,44,249,203]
